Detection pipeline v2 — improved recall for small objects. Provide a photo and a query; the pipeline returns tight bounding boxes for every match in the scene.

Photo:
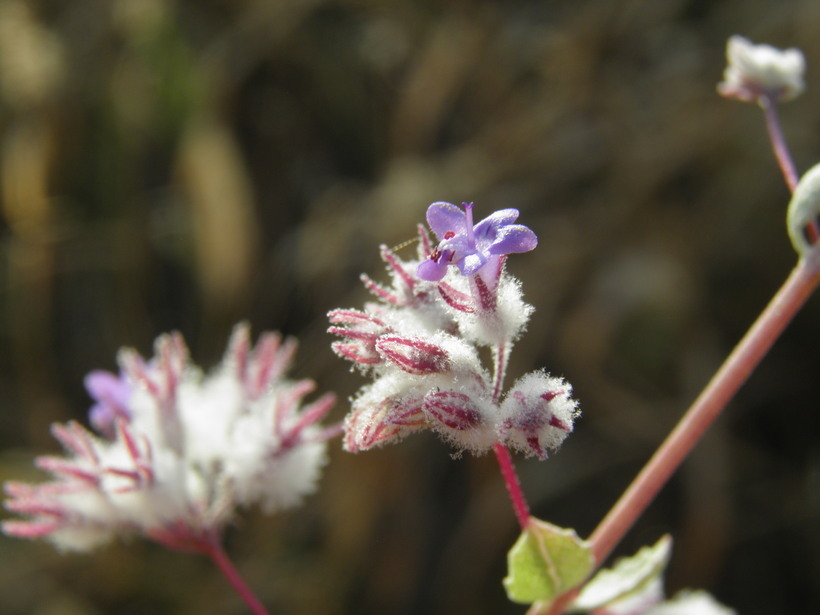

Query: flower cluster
[2,324,337,553]
[329,201,578,458]
[718,35,805,105]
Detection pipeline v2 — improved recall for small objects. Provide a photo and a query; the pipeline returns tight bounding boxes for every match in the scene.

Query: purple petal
[472,209,520,245]
[426,202,467,239]
[84,371,129,407]
[417,258,448,281]
[438,234,470,254]
[89,403,115,433]
[84,370,131,433]
[487,225,538,255]
[458,250,487,275]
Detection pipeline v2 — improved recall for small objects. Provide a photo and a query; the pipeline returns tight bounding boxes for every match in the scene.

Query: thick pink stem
[588,259,819,566]
[494,442,531,531]
[202,535,271,615]
[527,258,819,615]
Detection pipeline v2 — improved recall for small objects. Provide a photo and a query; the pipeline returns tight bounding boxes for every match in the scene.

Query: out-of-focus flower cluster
[329,202,578,458]
[718,35,805,105]
[2,324,336,553]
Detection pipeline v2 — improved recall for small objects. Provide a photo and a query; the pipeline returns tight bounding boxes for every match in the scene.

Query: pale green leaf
[787,162,820,260]
[503,518,594,605]
[571,534,672,612]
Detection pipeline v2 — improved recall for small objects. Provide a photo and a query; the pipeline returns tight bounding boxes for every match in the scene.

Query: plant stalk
[203,535,271,615]
[761,96,799,192]
[587,258,819,566]
[494,442,531,531]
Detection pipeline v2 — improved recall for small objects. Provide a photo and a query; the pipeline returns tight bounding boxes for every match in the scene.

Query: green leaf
[787,162,820,259]
[571,534,672,613]
[503,518,594,605]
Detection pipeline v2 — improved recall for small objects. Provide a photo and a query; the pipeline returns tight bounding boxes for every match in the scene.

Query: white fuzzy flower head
[2,324,337,553]
[718,35,805,105]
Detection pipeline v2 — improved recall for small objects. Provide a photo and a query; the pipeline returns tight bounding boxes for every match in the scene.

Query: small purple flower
[84,370,131,436]
[417,202,538,282]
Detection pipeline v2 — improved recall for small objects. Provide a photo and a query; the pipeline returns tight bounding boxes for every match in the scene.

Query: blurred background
[1,1,818,614]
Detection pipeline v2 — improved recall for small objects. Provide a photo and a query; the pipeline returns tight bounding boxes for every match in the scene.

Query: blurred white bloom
[718,35,805,104]
[2,324,337,552]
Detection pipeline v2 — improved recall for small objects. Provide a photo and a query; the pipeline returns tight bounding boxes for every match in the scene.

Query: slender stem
[203,534,271,615]
[587,259,819,566]
[761,96,799,192]
[492,342,509,403]
[494,442,531,531]
[491,328,529,529]
[532,94,810,615]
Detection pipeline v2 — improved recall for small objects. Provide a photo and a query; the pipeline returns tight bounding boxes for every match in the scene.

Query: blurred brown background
[1,1,818,614]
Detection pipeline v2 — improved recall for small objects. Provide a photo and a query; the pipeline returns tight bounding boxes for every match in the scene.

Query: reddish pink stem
[490,327,530,531]
[530,93,812,615]
[761,96,799,192]
[494,442,531,531]
[202,535,271,615]
[587,258,819,566]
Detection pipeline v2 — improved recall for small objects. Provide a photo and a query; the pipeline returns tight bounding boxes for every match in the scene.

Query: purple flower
[417,202,537,282]
[84,370,131,436]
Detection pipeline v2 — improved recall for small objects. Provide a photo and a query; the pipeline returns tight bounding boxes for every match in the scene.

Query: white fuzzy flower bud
[718,35,805,104]
[498,371,579,459]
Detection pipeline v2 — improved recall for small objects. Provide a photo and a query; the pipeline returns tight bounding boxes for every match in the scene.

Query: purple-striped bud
[344,390,426,452]
[375,335,449,375]
[437,282,475,313]
[423,389,497,453]
[328,309,391,366]
[423,391,482,430]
